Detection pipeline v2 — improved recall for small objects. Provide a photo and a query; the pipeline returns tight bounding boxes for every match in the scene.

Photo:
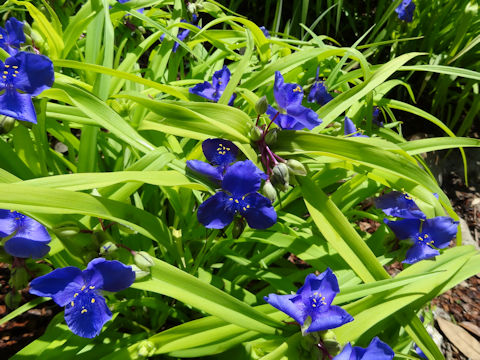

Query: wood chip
[460,321,480,338]
[437,318,480,359]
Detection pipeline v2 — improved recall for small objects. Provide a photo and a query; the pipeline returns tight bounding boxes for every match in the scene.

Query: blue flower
[0,52,54,124]
[0,210,51,258]
[160,15,200,53]
[375,191,426,219]
[197,160,276,229]
[384,216,458,264]
[395,0,416,22]
[344,117,368,137]
[29,258,135,338]
[308,67,333,106]
[333,337,394,360]
[259,26,271,38]
[189,65,236,106]
[266,71,321,130]
[187,138,239,183]
[264,268,353,333]
[0,18,25,55]
[372,107,384,127]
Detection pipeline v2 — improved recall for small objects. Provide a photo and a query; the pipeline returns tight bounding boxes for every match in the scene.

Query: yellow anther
[293,86,302,92]
[313,292,318,295]
[71,301,74,307]
[229,198,233,201]
[0,35,3,39]
[74,293,79,298]
[242,207,246,211]
[81,285,86,291]
[246,205,250,208]
[313,298,317,302]
[12,74,16,77]
[4,65,9,68]
[10,210,14,212]
[218,143,223,147]
[89,286,95,289]
[81,309,87,314]
[312,304,316,307]
[2,76,6,79]
[14,71,18,74]
[3,71,7,74]
[91,298,95,303]
[12,66,18,69]
[418,236,423,241]
[14,217,20,220]
[242,195,245,200]
[424,234,429,238]
[234,199,239,203]
[226,147,230,151]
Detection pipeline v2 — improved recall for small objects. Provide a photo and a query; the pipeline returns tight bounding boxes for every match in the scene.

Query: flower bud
[134,251,154,271]
[99,241,119,256]
[249,126,263,141]
[53,221,80,240]
[262,181,277,203]
[232,218,246,239]
[264,128,278,145]
[10,267,29,290]
[321,330,341,355]
[118,223,137,235]
[137,340,155,357]
[255,96,268,115]
[131,264,150,280]
[272,163,289,185]
[0,116,16,134]
[137,26,146,34]
[5,291,21,309]
[286,159,307,176]
[187,2,197,13]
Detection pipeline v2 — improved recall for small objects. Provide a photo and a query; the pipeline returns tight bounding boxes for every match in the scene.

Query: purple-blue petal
[302,268,339,306]
[395,0,416,22]
[4,17,25,49]
[202,138,238,166]
[242,192,276,229]
[8,52,54,96]
[266,105,304,130]
[264,293,306,325]
[423,217,458,249]
[259,26,271,38]
[362,337,395,359]
[189,81,216,101]
[333,343,354,360]
[4,237,50,258]
[0,209,17,237]
[273,71,303,109]
[222,160,262,197]
[384,218,421,240]
[285,104,322,130]
[212,66,231,92]
[64,291,112,338]
[29,267,84,306]
[403,242,439,264]
[15,215,51,243]
[307,305,354,332]
[344,117,368,137]
[308,81,333,105]
[186,160,224,183]
[375,191,426,219]
[84,258,135,292]
[197,192,234,229]
[0,89,37,123]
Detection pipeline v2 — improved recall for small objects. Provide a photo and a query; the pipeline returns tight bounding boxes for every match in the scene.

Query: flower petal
[202,138,238,166]
[307,81,333,105]
[395,0,416,22]
[85,258,135,292]
[266,105,304,130]
[384,218,421,240]
[4,237,50,258]
[5,18,25,48]
[0,89,37,123]
[29,267,83,306]
[197,192,234,229]
[189,81,216,101]
[264,293,306,325]
[15,214,51,243]
[332,343,354,360]
[285,104,321,130]
[344,117,368,137]
[242,193,276,229]
[423,217,458,249]
[273,71,303,109]
[0,209,17,237]
[375,191,425,219]
[403,242,439,264]
[307,305,354,332]
[212,66,231,92]
[305,268,339,306]
[186,160,223,183]
[362,337,395,359]
[9,52,54,96]
[222,160,262,196]
[64,291,112,338]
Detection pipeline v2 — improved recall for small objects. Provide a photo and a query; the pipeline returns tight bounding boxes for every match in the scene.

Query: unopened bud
[286,159,307,176]
[131,264,150,280]
[137,26,146,34]
[137,339,155,357]
[255,96,268,115]
[5,291,21,309]
[264,128,278,145]
[187,3,196,13]
[232,218,246,239]
[321,330,340,355]
[99,241,119,256]
[118,223,137,235]
[53,221,80,239]
[272,163,289,185]
[10,267,29,289]
[134,251,154,271]
[249,126,263,141]
[262,181,277,203]
[0,117,16,134]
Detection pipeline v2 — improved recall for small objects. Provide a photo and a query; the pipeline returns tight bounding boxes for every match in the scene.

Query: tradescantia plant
[0,1,479,359]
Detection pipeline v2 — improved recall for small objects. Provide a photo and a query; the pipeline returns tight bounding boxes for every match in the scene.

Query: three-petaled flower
[333,337,394,360]
[384,216,458,264]
[376,191,426,219]
[266,71,321,130]
[197,160,276,229]
[187,138,239,183]
[29,258,136,338]
[189,65,236,106]
[264,268,353,333]
[308,67,333,106]
[395,0,416,22]
[0,18,25,55]
[0,51,54,123]
[344,117,368,137]
[0,209,51,258]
